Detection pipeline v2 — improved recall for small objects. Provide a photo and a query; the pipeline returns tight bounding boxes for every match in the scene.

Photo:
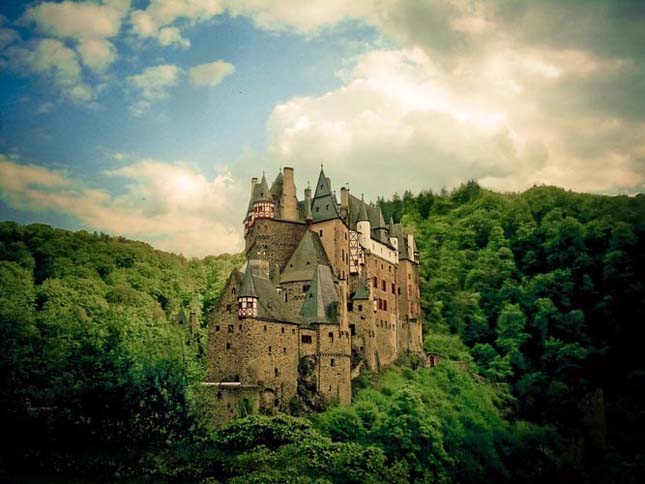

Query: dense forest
[1,184,643,483]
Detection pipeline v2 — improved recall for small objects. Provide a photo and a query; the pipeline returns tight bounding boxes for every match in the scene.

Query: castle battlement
[206,166,423,423]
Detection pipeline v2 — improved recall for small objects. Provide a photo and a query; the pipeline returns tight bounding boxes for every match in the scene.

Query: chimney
[340,187,349,210]
[281,167,298,221]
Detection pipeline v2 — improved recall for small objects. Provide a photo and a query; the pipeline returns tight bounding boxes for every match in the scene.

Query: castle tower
[281,167,299,221]
[357,197,371,248]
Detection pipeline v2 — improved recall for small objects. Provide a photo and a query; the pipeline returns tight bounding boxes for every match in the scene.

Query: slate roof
[311,168,340,221]
[299,264,339,324]
[280,230,332,283]
[390,222,412,260]
[239,264,258,297]
[236,265,305,324]
[351,277,370,300]
[255,174,272,202]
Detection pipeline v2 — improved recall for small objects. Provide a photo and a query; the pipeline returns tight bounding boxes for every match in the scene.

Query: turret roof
[358,198,369,222]
[239,264,258,298]
[255,174,272,202]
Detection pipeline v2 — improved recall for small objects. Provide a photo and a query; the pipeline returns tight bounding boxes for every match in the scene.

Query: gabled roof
[299,264,339,324]
[352,277,370,300]
[280,230,332,283]
[311,168,340,221]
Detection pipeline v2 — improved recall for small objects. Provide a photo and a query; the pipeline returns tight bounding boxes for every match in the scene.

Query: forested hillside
[379,183,645,481]
[1,184,643,482]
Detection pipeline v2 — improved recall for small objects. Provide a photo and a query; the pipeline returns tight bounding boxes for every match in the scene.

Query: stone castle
[206,166,423,423]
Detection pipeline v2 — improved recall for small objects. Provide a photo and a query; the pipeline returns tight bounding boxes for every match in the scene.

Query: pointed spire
[389,215,395,226]
[313,166,331,199]
[256,173,272,202]
[376,207,386,229]
[239,264,258,298]
[358,196,369,222]
[300,264,338,324]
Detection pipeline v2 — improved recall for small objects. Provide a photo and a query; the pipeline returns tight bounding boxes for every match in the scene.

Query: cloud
[188,60,235,86]
[4,38,95,102]
[127,60,235,115]
[0,154,244,256]
[22,0,130,72]
[130,0,224,47]
[266,47,645,196]
[127,63,181,116]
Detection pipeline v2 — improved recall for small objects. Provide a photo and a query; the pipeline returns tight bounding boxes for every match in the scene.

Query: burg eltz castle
[206,166,423,423]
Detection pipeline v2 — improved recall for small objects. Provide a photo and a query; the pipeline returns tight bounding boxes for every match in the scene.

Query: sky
[0,0,644,256]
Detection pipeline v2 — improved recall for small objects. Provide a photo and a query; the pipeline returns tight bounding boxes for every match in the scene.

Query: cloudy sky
[1,0,644,256]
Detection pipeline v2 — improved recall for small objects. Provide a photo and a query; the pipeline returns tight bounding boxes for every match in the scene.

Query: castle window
[285,293,288,303]
[232,288,236,294]
[217,391,222,400]
[228,325,234,333]
[226,342,231,350]
[316,207,320,212]
[292,328,295,335]
[239,324,242,330]
[226,304,232,312]
[303,284,310,293]
[373,277,378,288]
[382,280,386,291]
[330,358,336,367]
[384,300,388,311]
[347,301,354,312]
[358,304,363,312]
[302,335,312,344]
[392,283,396,294]
[350,324,355,336]
[283,347,286,353]
[275,368,279,377]
[264,325,267,331]
[398,287,401,295]
[281,327,285,334]
[319,230,323,237]
[269,346,272,354]
[326,204,329,210]
[328,331,334,342]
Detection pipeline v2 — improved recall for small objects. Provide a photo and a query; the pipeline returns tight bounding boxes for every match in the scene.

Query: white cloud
[130,0,224,47]
[0,153,245,256]
[22,0,130,72]
[266,48,645,196]
[4,38,95,102]
[188,60,235,86]
[127,63,181,115]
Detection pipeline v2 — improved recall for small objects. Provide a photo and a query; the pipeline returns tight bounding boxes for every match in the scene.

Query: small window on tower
[226,343,231,350]
[329,331,334,341]
[226,304,232,312]
[275,368,279,377]
[215,325,220,331]
[303,284,310,293]
[330,358,336,367]
[319,230,323,237]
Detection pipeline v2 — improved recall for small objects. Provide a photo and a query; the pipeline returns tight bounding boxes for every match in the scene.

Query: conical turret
[238,264,258,318]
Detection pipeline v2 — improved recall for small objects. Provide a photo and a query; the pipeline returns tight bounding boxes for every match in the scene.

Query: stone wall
[311,219,350,281]
[245,219,307,272]
[315,322,352,405]
[364,252,399,366]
